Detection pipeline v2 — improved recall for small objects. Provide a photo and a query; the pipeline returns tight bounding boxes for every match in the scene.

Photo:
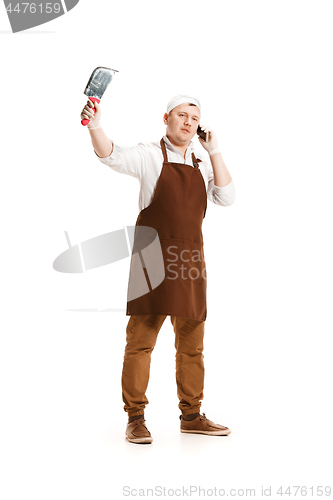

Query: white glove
[80,99,102,130]
[198,124,220,155]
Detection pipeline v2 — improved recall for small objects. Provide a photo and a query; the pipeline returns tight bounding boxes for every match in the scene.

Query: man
[80,94,236,444]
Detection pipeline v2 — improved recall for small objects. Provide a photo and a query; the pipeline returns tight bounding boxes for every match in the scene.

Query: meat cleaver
[81,67,118,126]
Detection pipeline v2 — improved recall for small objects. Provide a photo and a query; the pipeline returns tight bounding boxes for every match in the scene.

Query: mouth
[181,128,190,134]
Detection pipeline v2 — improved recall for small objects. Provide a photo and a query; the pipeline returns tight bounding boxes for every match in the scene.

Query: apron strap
[161,138,202,169]
[160,138,169,163]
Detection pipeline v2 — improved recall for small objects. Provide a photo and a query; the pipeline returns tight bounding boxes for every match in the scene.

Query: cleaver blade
[81,67,118,126]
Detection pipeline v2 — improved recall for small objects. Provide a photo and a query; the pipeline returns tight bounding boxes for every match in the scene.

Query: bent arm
[209,151,232,187]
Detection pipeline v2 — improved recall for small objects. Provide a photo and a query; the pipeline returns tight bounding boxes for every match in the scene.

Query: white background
[1,0,333,498]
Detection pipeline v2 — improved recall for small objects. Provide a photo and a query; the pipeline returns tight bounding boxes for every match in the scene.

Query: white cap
[166,94,201,114]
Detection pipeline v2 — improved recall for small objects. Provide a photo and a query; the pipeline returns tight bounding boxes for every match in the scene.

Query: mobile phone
[197,126,208,142]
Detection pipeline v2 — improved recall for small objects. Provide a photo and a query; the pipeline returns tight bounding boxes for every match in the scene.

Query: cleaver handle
[81,97,100,126]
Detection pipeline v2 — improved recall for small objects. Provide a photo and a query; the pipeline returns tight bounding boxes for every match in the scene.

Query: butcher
[80,94,236,444]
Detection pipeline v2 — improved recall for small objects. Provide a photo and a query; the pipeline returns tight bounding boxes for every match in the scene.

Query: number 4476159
[6,3,61,14]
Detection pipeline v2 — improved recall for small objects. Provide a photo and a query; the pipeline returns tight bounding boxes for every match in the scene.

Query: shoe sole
[181,429,231,436]
[125,435,153,444]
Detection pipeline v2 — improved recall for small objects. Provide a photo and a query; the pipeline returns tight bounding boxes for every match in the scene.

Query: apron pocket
[128,226,165,300]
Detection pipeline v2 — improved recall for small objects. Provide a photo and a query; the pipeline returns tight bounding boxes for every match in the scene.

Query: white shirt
[97,135,236,212]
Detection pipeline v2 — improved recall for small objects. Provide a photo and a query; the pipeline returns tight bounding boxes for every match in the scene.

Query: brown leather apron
[126,138,207,321]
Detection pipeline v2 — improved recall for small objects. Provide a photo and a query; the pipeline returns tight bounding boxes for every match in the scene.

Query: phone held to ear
[197,126,209,142]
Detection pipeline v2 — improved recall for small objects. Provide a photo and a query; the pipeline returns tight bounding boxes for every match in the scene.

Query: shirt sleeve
[206,164,236,206]
[96,140,145,180]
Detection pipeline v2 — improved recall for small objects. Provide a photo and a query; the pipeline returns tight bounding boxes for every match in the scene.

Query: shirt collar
[162,135,194,162]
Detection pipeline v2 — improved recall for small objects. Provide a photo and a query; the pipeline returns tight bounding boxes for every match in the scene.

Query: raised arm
[80,100,113,158]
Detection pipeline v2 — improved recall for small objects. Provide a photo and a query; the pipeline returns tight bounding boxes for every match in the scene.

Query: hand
[80,99,102,129]
[198,124,219,154]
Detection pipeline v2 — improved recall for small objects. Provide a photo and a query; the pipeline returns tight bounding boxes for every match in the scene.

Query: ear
[163,112,168,125]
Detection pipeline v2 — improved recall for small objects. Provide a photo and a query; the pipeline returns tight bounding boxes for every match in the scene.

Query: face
[164,103,201,148]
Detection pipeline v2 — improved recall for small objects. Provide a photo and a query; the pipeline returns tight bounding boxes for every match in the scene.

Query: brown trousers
[121,314,205,417]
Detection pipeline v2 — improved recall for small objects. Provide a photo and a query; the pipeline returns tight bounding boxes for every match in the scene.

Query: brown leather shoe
[180,413,231,436]
[125,417,153,444]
